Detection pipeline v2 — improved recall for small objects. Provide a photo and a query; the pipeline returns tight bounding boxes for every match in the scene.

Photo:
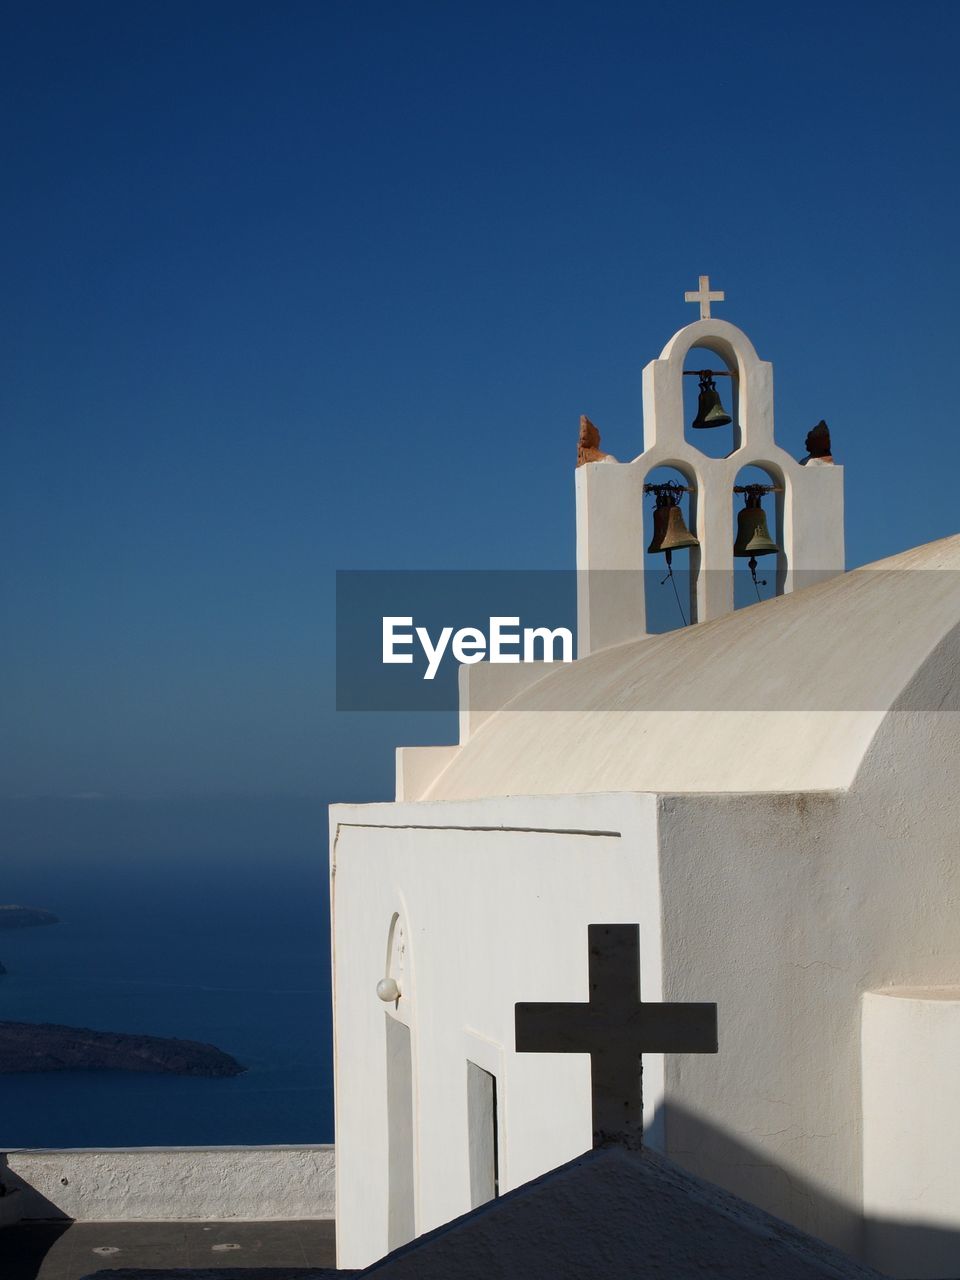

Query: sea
[0,845,333,1149]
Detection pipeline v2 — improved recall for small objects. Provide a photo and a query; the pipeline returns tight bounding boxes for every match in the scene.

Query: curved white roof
[424,536,960,800]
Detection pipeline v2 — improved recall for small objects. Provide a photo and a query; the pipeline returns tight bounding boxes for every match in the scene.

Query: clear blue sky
[3,1,959,821]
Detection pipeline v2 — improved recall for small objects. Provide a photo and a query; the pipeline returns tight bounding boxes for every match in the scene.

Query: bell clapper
[747,555,768,601]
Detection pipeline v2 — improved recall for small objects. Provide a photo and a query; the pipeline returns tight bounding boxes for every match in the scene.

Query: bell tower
[575,279,845,656]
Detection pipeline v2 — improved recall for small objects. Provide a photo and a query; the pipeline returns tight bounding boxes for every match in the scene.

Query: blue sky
[3,1,959,819]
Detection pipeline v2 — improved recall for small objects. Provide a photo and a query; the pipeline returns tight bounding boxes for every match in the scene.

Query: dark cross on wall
[515,924,718,1150]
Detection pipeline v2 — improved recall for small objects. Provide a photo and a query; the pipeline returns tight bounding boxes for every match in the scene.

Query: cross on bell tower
[684,274,725,319]
[515,924,718,1149]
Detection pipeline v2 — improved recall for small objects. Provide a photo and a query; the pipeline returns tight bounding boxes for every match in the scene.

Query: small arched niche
[643,463,700,631]
[731,463,786,610]
[682,344,741,459]
[383,911,407,1003]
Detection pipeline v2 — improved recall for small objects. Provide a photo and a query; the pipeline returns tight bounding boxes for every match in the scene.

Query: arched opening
[643,463,700,632]
[682,344,741,458]
[731,463,785,610]
[384,911,406,993]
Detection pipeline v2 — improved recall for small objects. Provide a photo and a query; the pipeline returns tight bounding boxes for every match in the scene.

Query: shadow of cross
[515,924,718,1150]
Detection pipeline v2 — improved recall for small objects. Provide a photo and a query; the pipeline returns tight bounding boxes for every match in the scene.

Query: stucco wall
[1,1146,335,1222]
[333,626,959,1274]
[330,792,661,1270]
[862,989,960,1278]
[656,788,859,1251]
[655,628,960,1267]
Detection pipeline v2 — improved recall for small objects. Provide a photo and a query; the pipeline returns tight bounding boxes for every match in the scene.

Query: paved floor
[0,1219,338,1280]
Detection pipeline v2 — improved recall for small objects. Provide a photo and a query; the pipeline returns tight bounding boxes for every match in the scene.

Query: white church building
[329,289,960,1278]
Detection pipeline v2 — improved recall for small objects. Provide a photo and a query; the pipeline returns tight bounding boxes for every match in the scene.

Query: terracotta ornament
[577,415,616,467]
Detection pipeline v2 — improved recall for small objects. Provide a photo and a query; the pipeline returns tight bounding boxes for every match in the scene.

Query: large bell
[733,504,779,558]
[648,501,699,555]
[691,372,732,429]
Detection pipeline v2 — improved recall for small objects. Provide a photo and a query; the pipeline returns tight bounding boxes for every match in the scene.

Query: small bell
[691,371,732,429]
[733,500,779,558]
[644,483,697,626]
[734,485,780,599]
[647,499,699,555]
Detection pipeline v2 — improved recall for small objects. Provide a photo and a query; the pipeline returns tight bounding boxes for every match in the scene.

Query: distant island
[0,1021,245,1077]
[0,905,59,929]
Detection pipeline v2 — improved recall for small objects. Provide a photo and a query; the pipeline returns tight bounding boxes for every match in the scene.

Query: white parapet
[862,990,960,1278]
[394,662,554,801]
[395,745,459,802]
[457,660,553,745]
[0,1146,335,1222]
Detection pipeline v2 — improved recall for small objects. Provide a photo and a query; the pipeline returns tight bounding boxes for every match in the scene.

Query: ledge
[0,1146,335,1223]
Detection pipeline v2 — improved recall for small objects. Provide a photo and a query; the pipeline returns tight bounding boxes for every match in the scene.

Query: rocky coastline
[0,903,243,1076]
[0,1021,245,1077]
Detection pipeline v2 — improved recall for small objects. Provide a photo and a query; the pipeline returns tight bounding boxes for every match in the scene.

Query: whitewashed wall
[332,624,959,1275]
[655,628,960,1269]
[330,792,661,1269]
[862,990,960,1280]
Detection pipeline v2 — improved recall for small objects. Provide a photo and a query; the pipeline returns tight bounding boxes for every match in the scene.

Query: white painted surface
[456,659,553,744]
[1,1146,335,1222]
[651,629,960,1260]
[395,744,457,802]
[577,318,845,653]
[330,793,664,1269]
[862,990,960,1278]
[397,663,554,802]
[332,587,960,1267]
[422,536,960,801]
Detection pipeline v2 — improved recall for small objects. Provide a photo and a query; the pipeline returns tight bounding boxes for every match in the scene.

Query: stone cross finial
[684,275,725,319]
[515,924,718,1149]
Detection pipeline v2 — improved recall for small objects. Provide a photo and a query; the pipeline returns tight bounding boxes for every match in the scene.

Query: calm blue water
[0,847,332,1148]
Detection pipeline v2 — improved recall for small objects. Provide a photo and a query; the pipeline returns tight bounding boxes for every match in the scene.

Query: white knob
[377,977,400,1003]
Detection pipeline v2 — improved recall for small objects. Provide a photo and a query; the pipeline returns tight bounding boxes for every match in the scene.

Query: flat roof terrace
[0,1147,339,1280]
[1,1218,339,1280]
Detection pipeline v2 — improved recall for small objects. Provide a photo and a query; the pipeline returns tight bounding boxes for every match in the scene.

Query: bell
[733,504,779,558]
[648,501,699,555]
[691,372,732,429]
